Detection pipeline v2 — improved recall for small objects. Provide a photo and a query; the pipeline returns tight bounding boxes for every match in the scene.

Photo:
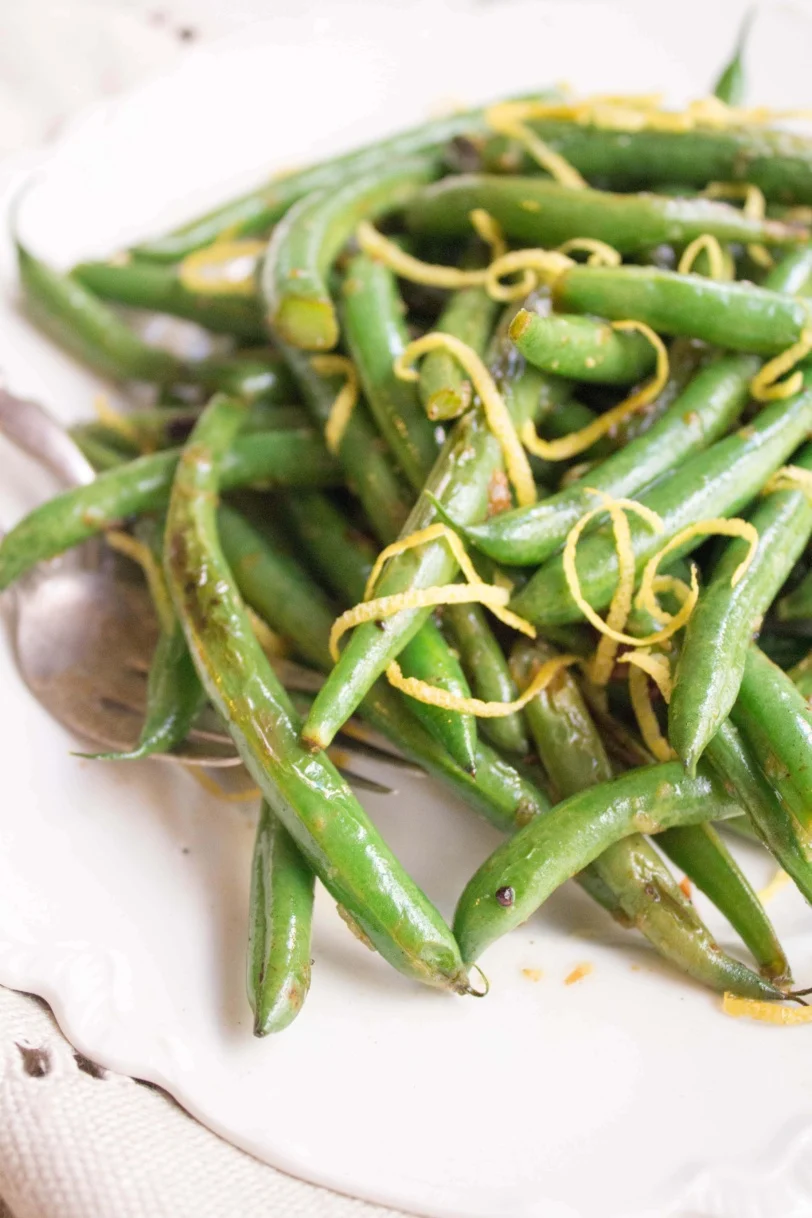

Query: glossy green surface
[263,159,436,350]
[512,380,812,624]
[165,394,468,991]
[73,257,267,342]
[465,353,757,565]
[671,443,812,771]
[0,427,340,592]
[406,175,802,252]
[248,804,315,1035]
[553,265,812,356]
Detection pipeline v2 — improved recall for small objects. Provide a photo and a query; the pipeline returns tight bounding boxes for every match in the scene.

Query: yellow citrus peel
[105,530,174,634]
[619,649,675,762]
[750,329,812,402]
[386,652,577,717]
[469,208,508,260]
[636,518,759,622]
[247,607,288,658]
[396,334,537,506]
[485,105,586,188]
[562,492,707,660]
[330,523,535,662]
[677,233,732,281]
[177,238,266,296]
[722,994,812,1025]
[703,181,773,268]
[310,354,359,454]
[94,395,149,452]
[355,220,491,290]
[520,321,669,462]
[763,463,812,503]
[556,237,622,267]
[485,247,574,301]
[187,767,261,803]
[482,94,812,141]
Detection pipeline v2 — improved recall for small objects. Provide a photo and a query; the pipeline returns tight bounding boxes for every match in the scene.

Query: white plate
[2,4,812,1217]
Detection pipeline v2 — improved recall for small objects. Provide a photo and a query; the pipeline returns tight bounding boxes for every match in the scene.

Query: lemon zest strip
[177,239,266,297]
[636,518,759,621]
[556,237,622,267]
[330,522,536,662]
[562,492,703,650]
[627,663,675,762]
[355,221,490,290]
[94,395,149,452]
[247,607,288,658]
[329,584,533,663]
[702,181,773,269]
[485,248,574,301]
[386,653,577,717]
[485,106,586,188]
[187,767,261,803]
[750,328,812,403]
[520,321,669,462]
[106,530,174,634]
[395,334,537,506]
[363,523,478,600]
[469,208,507,260]
[722,993,812,1024]
[677,234,731,280]
[310,354,359,454]
[763,464,812,503]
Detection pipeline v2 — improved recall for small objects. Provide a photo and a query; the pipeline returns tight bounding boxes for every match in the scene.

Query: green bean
[444,603,529,754]
[658,822,790,984]
[221,498,550,833]
[510,312,658,384]
[185,353,299,403]
[453,760,778,1000]
[463,353,757,566]
[706,720,812,905]
[340,252,442,491]
[165,393,468,992]
[282,332,480,770]
[263,159,436,350]
[762,243,812,296]
[0,427,340,592]
[73,257,267,342]
[511,628,774,979]
[279,340,411,543]
[731,645,812,833]
[712,10,752,106]
[506,636,770,987]
[418,284,500,419]
[552,265,812,356]
[130,101,547,262]
[482,121,812,204]
[406,175,803,253]
[670,442,812,772]
[248,802,315,1034]
[91,622,205,762]
[301,345,548,754]
[777,565,812,623]
[72,430,132,472]
[18,241,185,384]
[789,648,812,700]
[605,336,709,447]
[512,378,812,625]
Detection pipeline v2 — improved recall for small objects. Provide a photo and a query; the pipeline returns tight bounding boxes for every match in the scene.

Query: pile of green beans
[9,35,812,1032]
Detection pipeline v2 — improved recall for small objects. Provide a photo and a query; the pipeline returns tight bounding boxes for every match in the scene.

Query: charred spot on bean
[495,885,515,907]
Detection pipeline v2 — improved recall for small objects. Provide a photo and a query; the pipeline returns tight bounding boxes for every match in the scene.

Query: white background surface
[1,3,812,1217]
